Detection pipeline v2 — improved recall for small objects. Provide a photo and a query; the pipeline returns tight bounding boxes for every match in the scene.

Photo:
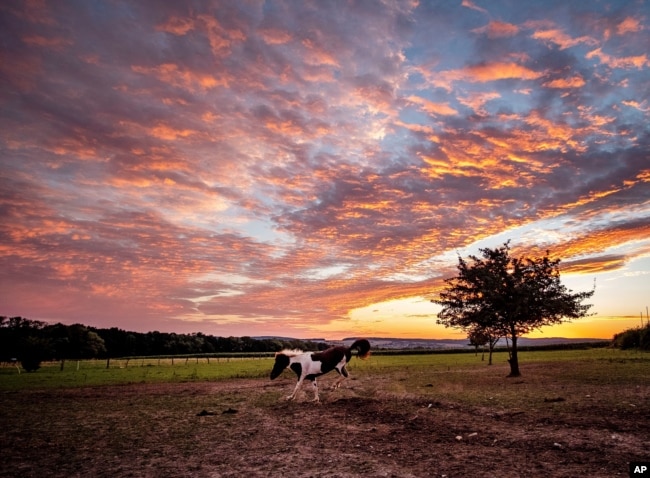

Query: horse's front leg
[287,377,305,401]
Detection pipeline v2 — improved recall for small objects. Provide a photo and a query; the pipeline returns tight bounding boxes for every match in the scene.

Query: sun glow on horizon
[344,297,638,341]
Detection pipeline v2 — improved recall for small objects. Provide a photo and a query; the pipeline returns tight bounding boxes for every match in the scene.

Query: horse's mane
[276,348,305,357]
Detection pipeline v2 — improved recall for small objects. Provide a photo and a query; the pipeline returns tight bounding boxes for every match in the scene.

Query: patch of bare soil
[1,377,647,477]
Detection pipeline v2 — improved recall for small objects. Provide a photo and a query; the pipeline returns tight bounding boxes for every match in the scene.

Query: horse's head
[270,353,290,380]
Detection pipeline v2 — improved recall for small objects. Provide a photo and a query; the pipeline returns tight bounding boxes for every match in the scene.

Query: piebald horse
[270,339,371,402]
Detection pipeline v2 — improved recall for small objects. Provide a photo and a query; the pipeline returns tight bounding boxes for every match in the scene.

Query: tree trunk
[488,337,499,366]
[507,333,521,377]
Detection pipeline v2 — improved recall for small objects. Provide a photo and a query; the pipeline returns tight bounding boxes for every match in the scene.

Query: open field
[1,349,649,477]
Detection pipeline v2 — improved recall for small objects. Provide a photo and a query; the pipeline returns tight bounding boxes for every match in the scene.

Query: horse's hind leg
[310,378,320,403]
[331,365,348,390]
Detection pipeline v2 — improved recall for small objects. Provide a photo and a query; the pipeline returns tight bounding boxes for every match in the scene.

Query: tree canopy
[433,242,595,376]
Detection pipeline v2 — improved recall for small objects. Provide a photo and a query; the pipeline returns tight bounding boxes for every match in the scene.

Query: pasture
[1,348,648,477]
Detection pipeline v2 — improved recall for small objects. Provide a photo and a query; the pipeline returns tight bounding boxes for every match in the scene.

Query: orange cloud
[458,91,500,115]
[531,28,597,50]
[465,62,543,82]
[575,106,615,127]
[560,255,627,274]
[264,118,309,137]
[543,75,586,89]
[586,48,649,69]
[634,170,650,183]
[157,14,246,57]
[430,62,543,90]
[554,225,650,273]
[550,187,626,219]
[394,120,436,137]
[622,100,649,112]
[302,38,340,67]
[407,95,458,116]
[150,123,197,140]
[156,14,246,58]
[132,63,229,91]
[473,20,519,38]
[258,28,293,45]
[156,16,195,35]
[523,111,585,151]
[22,34,72,50]
[347,82,397,120]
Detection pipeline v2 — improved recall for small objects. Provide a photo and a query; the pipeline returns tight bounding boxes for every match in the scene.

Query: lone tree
[433,242,595,377]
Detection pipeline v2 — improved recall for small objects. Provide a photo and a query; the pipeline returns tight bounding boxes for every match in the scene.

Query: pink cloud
[156,16,195,36]
[617,17,643,35]
[22,34,72,50]
[461,0,487,14]
[258,28,293,45]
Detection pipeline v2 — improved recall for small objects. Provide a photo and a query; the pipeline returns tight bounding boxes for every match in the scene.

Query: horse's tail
[349,339,371,360]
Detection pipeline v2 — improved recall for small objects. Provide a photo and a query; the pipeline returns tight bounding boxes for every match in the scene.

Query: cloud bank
[1,1,648,337]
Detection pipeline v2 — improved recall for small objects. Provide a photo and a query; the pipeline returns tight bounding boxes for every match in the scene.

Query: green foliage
[20,336,51,372]
[612,324,650,350]
[0,316,48,363]
[433,242,595,377]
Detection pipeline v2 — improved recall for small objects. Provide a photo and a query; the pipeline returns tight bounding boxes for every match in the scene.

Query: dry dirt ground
[1,371,648,478]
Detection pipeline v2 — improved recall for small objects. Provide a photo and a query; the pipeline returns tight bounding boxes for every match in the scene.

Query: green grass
[1,348,647,396]
[0,356,274,390]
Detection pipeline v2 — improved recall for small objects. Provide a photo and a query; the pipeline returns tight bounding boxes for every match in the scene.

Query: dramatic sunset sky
[1,1,649,340]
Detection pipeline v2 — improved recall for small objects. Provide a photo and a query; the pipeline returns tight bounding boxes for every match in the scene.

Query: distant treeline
[370,341,611,356]
[0,316,328,371]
